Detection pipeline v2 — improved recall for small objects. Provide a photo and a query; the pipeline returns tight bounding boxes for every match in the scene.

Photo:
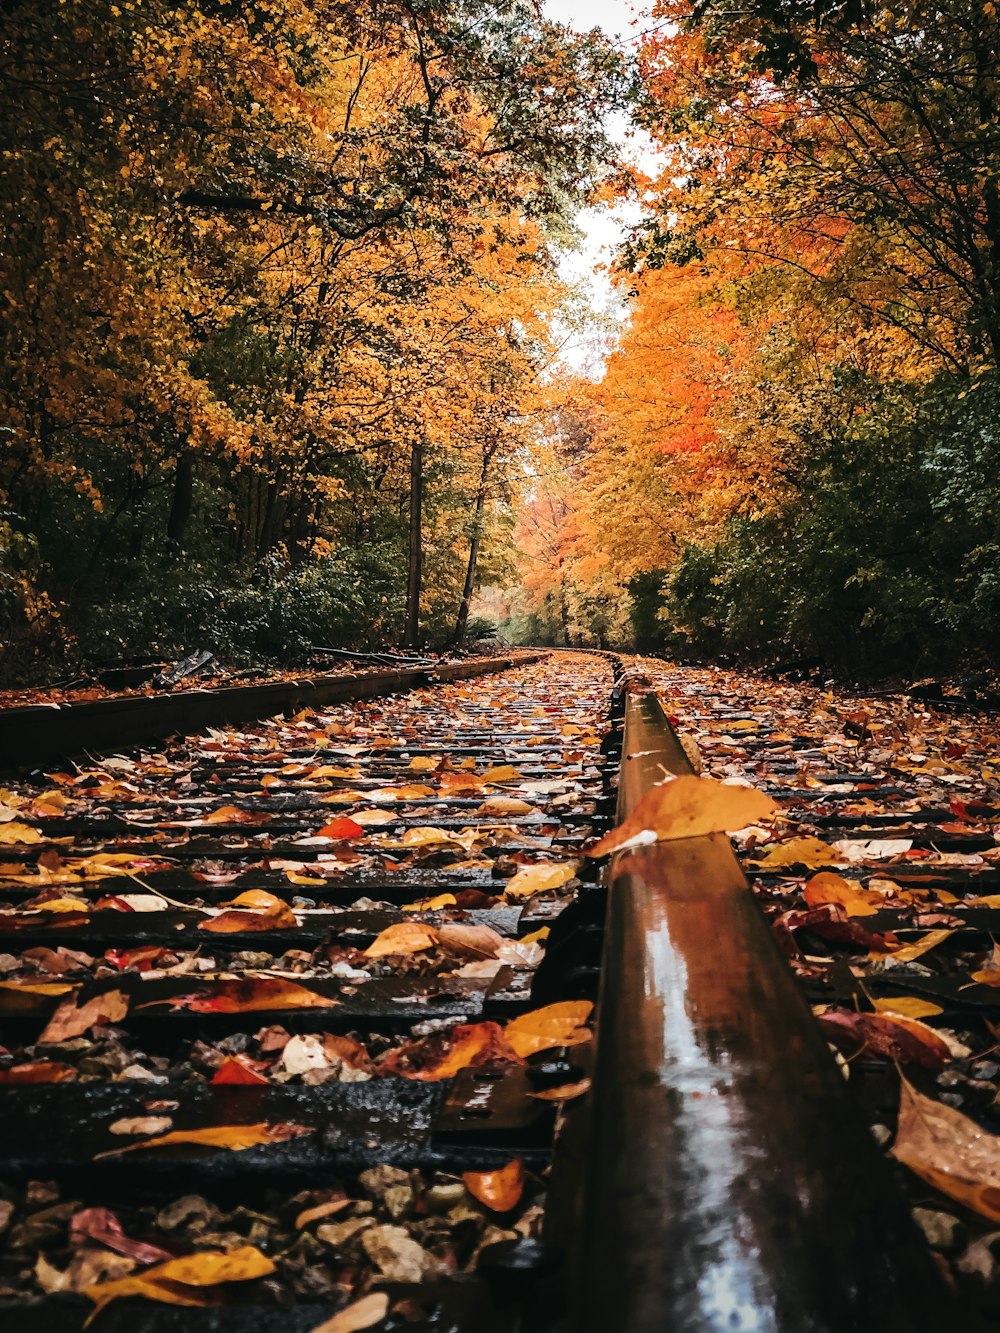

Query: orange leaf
[382,1021,522,1080]
[84,1245,275,1313]
[803,872,880,917]
[364,921,439,958]
[0,1061,76,1084]
[587,776,776,857]
[163,978,337,1013]
[96,1122,311,1158]
[316,817,364,840]
[463,1159,524,1212]
[39,988,129,1044]
[203,805,270,825]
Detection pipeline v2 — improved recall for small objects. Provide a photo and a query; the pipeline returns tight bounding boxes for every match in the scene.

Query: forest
[2,0,999,680]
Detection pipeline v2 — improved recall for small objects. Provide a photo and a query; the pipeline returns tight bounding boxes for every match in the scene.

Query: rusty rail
[0,651,548,768]
[569,676,959,1332]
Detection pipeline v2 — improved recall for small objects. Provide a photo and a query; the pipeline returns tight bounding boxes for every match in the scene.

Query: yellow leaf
[503,863,575,899]
[873,928,953,963]
[27,895,91,914]
[521,926,551,945]
[871,996,943,1019]
[751,836,837,869]
[85,1245,275,1313]
[504,1000,593,1058]
[588,776,776,857]
[0,822,42,845]
[0,980,74,996]
[402,893,457,911]
[480,765,522,784]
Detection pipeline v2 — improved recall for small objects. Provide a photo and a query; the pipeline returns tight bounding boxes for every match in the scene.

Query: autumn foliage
[0,0,622,676]
[512,0,1000,672]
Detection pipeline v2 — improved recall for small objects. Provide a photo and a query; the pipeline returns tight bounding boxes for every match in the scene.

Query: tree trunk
[453,456,489,643]
[405,437,423,646]
[166,453,193,545]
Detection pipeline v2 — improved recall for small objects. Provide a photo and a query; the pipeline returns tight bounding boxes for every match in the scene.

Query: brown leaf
[309,1293,389,1332]
[39,988,128,1044]
[891,1077,1000,1222]
[588,775,776,857]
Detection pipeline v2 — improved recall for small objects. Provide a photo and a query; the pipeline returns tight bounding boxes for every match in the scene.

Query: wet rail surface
[0,652,617,1332]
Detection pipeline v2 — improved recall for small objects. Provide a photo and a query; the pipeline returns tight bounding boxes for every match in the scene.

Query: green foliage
[662,375,1000,675]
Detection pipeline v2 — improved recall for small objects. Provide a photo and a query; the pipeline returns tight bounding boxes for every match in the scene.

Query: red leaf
[316,817,364,840]
[211,1056,270,1086]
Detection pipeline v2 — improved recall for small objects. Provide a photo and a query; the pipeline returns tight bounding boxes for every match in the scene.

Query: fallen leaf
[803,872,880,917]
[163,978,337,1013]
[380,1021,522,1080]
[203,805,270,825]
[816,1009,950,1069]
[364,922,439,958]
[84,1245,275,1313]
[588,775,777,857]
[96,1122,312,1158]
[0,821,42,845]
[295,1198,352,1230]
[463,1159,524,1211]
[317,817,364,840]
[0,980,74,997]
[436,923,504,958]
[109,1116,174,1136]
[397,826,455,847]
[871,928,953,963]
[477,797,534,815]
[39,989,129,1044]
[0,1060,76,1083]
[871,995,943,1019]
[402,893,458,912]
[530,1077,592,1101]
[751,836,839,869]
[892,1077,1000,1222]
[211,1056,270,1086]
[504,1001,593,1059]
[503,862,575,898]
[309,1293,389,1333]
[70,1207,171,1264]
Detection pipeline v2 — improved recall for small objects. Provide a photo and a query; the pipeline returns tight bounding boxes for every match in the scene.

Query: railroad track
[0,651,996,1329]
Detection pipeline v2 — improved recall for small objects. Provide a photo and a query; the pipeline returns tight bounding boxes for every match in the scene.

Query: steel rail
[570,675,962,1332]
[0,650,548,768]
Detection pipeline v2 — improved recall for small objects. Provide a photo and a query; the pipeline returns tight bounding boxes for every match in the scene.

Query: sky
[542,0,659,375]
